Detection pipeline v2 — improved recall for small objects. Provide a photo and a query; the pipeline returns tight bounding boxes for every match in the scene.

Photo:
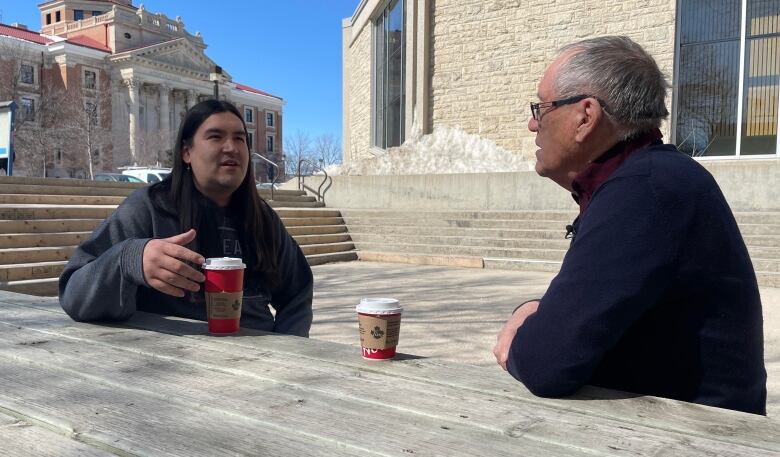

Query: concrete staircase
[0,176,355,296]
[341,208,780,288]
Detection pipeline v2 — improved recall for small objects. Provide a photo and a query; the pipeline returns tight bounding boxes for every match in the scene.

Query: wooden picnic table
[0,290,778,456]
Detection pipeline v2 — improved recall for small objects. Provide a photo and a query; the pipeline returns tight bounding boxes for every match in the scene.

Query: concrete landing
[310,261,780,417]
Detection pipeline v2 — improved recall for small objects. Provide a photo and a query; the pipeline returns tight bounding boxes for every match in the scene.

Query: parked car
[94,173,144,183]
[120,167,171,183]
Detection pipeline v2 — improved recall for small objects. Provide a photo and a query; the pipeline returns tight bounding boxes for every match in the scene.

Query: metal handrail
[252,153,280,200]
[296,158,332,204]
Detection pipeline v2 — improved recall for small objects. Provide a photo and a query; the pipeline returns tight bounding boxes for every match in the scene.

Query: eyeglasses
[529,95,608,121]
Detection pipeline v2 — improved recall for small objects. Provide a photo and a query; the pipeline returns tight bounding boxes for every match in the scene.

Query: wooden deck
[0,290,777,456]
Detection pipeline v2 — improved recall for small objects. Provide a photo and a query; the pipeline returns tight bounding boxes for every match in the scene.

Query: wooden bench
[0,290,777,456]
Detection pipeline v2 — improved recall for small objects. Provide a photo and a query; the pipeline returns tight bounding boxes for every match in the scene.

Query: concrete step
[0,277,59,296]
[0,246,75,265]
[286,225,348,236]
[293,234,352,246]
[753,258,780,273]
[0,183,137,197]
[743,235,780,248]
[350,233,572,250]
[257,189,306,198]
[281,217,344,227]
[0,261,66,282]
[275,208,342,218]
[300,241,355,256]
[0,219,103,234]
[756,272,780,288]
[483,257,563,273]
[748,246,780,258]
[268,200,325,208]
[0,205,116,220]
[306,250,358,266]
[0,175,141,189]
[734,211,780,225]
[0,232,92,249]
[0,194,126,205]
[342,217,570,230]
[263,194,318,203]
[352,241,567,261]
[340,209,577,221]
[738,224,780,236]
[357,251,484,268]
[347,224,569,240]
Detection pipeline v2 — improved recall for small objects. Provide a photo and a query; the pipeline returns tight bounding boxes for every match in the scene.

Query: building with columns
[0,0,283,179]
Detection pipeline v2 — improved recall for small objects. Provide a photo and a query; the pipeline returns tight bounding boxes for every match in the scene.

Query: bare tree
[283,129,313,176]
[312,133,342,168]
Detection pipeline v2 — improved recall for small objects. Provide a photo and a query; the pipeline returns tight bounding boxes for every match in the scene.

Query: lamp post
[209,65,223,100]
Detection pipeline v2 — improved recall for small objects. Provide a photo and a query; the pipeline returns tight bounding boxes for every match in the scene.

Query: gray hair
[554,36,670,140]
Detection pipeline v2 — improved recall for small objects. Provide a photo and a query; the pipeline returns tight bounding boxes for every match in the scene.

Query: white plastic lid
[356,297,402,315]
[202,257,246,270]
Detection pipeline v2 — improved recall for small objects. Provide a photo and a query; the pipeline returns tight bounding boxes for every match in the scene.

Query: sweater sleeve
[507,175,677,396]
[58,190,154,322]
[268,209,314,337]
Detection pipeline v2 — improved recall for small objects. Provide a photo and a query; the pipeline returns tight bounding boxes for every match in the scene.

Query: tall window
[83,69,97,90]
[373,0,405,149]
[20,64,34,84]
[266,135,274,152]
[244,107,254,123]
[74,9,84,21]
[676,0,780,157]
[266,111,274,127]
[20,98,35,121]
[247,131,254,151]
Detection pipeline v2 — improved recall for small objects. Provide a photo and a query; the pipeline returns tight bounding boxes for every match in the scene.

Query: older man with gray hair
[493,36,767,415]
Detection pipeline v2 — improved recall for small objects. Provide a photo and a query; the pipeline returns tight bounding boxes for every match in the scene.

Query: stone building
[342,0,780,171]
[0,0,283,179]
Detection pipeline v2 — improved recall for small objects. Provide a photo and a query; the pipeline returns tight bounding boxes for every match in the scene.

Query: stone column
[159,84,171,147]
[186,90,197,110]
[123,77,140,165]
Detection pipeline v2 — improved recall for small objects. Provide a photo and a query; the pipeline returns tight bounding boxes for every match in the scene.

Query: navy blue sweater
[507,144,767,415]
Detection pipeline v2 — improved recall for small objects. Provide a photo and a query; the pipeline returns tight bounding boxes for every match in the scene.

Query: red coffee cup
[203,257,246,335]
[356,298,403,360]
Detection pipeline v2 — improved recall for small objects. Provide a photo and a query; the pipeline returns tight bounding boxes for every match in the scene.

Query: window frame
[247,130,254,152]
[244,106,254,124]
[82,67,98,91]
[20,97,36,122]
[266,135,274,153]
[673,0,780,159]
[19,63,35,85]
[74,9,84,21]
[371,0,406,150]
[266,111,275,128]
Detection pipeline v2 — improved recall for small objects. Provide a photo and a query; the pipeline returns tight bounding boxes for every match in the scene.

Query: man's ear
[182,145,191,164]
[573,98,603,143]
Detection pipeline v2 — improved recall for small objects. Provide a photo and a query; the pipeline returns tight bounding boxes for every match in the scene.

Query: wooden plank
[0,300,777,456]
[0,410,111,456]
[0,326,583,456]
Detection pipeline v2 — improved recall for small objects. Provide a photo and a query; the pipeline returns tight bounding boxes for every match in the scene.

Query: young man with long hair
[60,100,313,336]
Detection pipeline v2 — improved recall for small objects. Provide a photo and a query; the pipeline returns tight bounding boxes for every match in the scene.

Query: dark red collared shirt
[571,129,664,214]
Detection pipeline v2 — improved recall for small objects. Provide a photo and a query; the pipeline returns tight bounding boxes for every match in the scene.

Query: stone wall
[430,0,677,159]
[347,27,373,163]
[344,0,677,167]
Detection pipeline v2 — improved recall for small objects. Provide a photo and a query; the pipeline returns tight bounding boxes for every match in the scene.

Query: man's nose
[222,138,238,152]
[528,116,539,132]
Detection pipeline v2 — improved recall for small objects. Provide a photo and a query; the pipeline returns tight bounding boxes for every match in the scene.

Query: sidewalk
[310,261,780,417]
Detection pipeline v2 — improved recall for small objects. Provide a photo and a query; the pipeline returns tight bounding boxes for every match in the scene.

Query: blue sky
[1,0,359,142]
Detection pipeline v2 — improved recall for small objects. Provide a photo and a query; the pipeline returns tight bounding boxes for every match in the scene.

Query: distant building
[342,0,780,168]
[0,0,283,179]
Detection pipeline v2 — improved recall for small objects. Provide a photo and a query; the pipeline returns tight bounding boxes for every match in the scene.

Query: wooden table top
[0,291,777,456]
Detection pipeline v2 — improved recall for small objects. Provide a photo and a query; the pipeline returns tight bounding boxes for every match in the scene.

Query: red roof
[235,83,281,100]
[0,23,52,45]
[66,35,111,52]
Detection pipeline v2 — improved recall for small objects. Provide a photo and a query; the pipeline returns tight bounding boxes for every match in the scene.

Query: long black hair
[150,99,280,284]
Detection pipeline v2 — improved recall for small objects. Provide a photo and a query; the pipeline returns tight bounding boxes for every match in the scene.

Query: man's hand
[142,229,206,297]
[493,300,540,371]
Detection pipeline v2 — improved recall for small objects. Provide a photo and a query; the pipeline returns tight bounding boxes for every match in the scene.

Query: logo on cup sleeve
[371,326,385,339]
